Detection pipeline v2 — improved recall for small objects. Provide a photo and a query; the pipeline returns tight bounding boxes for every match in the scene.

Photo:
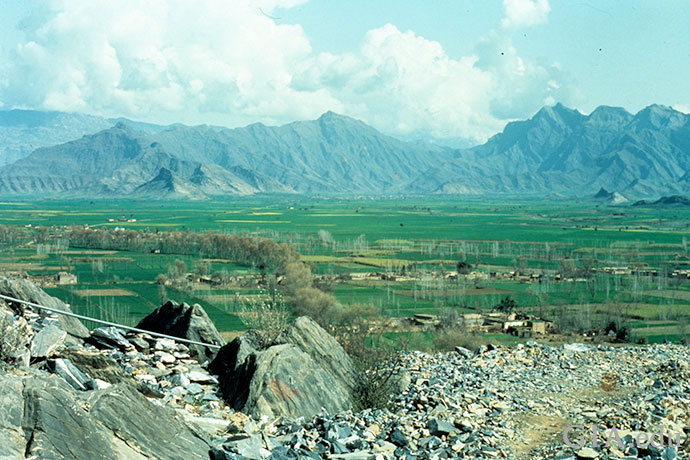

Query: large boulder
[89,384,212,460]
[136,300,224,362]
[21,373,117,460]
[209,316,355,419]
[1,369,212,460]
[0,279,89,340]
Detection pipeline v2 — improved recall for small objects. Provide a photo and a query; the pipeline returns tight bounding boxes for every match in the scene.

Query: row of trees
[66,227,299,271]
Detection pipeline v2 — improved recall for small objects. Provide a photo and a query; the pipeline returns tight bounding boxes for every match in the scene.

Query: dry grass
[73,289,135,297]
[643,290,690,302]
[395,288,517,297]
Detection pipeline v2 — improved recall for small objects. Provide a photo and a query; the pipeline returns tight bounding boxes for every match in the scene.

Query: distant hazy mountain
[151,111,454,193]
[0,110,113,166]
[0,123,290,196]
[409,103,690,196]
[1,104,689,198]
[0,112,452,196]
[0,109,172,167]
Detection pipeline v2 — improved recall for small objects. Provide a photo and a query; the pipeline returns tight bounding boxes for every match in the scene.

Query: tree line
[65,227,299,271]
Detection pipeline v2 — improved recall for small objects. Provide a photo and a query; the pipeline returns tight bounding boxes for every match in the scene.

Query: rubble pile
[1,279,688,460]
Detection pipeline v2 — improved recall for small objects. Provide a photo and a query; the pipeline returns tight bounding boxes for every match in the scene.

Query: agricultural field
[0,196,689,344]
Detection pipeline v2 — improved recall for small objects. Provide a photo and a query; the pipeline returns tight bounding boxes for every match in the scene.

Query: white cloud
[2,0,322,126]
[293,24,501,141]
[473,29,571,120]
[502,0,551,28]
[0,0,570,143]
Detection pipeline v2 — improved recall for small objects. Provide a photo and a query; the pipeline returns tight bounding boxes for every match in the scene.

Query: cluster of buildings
[409,312,553,338]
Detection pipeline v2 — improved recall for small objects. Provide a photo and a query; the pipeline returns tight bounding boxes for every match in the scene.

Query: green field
[1,196,689,344]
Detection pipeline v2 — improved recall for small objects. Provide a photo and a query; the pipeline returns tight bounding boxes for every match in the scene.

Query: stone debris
[90,326,134,350]
[50,357,96,391]
[136,300,225,363]
[204,343,690,460]
[1,280,689,459]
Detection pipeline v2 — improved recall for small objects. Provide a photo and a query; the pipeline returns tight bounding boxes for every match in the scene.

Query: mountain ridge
[1,104,689,198]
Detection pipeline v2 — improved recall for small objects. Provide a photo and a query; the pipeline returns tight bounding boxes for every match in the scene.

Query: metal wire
[0,293,222,350]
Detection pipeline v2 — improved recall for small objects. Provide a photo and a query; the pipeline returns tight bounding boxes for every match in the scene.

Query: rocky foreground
[1,279,688,460]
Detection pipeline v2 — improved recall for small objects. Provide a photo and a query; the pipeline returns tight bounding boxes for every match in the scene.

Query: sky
[0,0,688,144]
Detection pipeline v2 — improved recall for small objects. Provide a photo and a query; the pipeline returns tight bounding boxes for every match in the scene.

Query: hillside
[1,104,690,197]
[0,124,290,196]
[633,195,690,207]
[1,280,688,460]
[151,111,454,193]
[0,112,454,196]
[0,110,113,167]
[409,104,690,196]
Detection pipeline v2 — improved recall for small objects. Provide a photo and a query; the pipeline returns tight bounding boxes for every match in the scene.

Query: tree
[318,229,334,245]
[579,257,597,299]
[456,260,472,275]
[194,259,211,277]
[494,296,518,314]
[173,260,187,280]
[281,262,314,297]
[158,284,167,305]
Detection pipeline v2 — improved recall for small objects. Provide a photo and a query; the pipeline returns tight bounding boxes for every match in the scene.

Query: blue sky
[0,0,688,143]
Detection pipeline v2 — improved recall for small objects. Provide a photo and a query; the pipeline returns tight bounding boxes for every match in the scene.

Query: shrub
[604,320,631,342]
[438,308,462,329]
[291,287,343,328]
[346,331,401,412]
[456,260,472,274]
[237,291,290,349]
[494,296,518,314]
[432,329,489,352]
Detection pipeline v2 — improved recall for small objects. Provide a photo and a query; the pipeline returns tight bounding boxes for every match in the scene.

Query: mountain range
[0,104,689,199]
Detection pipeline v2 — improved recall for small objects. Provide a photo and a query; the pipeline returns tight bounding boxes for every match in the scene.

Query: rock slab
[210,316,355,419]
[136,300,224,362]
[0,279,89,340]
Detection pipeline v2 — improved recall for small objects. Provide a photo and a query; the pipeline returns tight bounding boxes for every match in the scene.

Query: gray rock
[7,368,212,460]
[0,374,26,460]
[563,343,593,353]
[210,316,355,419]
[576,447,599,458]
[183,414,230,437]
[89,383,211,460]
[128,335,150,351]
[136,300,225,362]
[455,346,472,358]
[389,428,408,447]
[211,447,251,460]
[0,307,31,366]
[60,348,135,386]
[30,324,67,359]
[188,370,219,384]
[222,434,265,459]
[428,418,455,436]
[51,358,96,391]
[90,326,133,350]
[22,373,118,460]
[186,383,205,395]
[0,278,89,340]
